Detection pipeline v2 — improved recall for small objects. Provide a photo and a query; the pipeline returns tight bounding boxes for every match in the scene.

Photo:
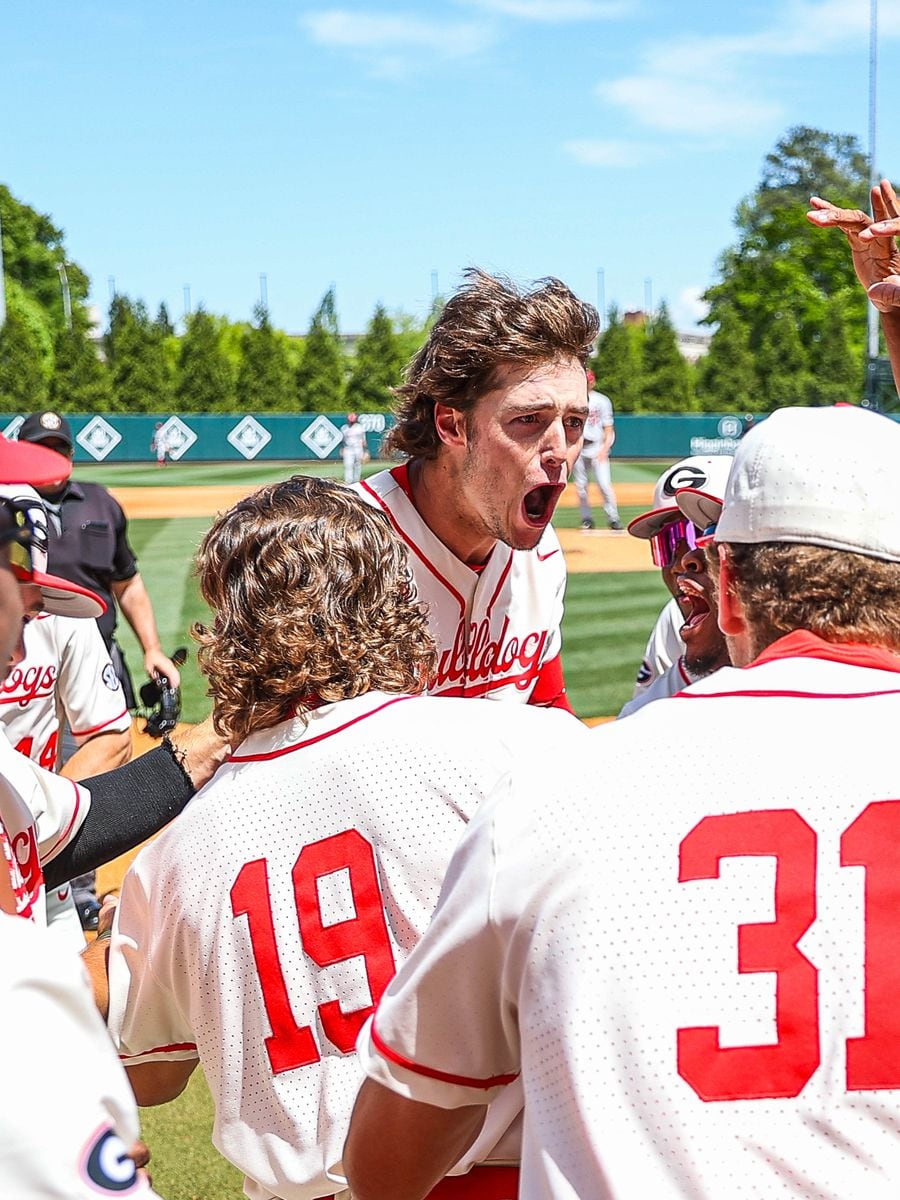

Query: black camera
[139,647,188,738]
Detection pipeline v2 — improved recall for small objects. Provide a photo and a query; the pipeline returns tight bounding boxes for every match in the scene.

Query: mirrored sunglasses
[0,498,35,574]
[650,517,701,569]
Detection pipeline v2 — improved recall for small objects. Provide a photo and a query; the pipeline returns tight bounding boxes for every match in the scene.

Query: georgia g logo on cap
[40,412,63,431]
[662,464,708,498]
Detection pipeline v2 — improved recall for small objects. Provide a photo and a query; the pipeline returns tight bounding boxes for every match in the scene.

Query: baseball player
[357,268,598,710]
[102,477,585,1200]
[572,369,621,530]
[340,412,369,484]
[347,405,900,1199]
[628,456,732,698]
[619,456,732,717]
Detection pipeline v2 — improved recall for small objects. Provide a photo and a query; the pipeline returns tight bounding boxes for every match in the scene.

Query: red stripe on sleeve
[527,652,572,712]
[370,1020,518,1090]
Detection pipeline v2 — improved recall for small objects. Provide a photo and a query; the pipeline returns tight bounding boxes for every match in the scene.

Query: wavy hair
[193,476,437,741]
[715,542,900,659]
[386,267,599,460]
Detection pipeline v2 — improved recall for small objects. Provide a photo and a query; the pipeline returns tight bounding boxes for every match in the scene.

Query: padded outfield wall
[4,411,781,464]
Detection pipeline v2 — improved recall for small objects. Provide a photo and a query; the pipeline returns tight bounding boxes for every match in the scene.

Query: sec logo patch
[81,1126,142,1194]
[102,664,121,692]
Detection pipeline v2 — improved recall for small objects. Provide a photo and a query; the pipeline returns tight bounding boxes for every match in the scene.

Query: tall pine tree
[295,287,346,411]
[695,307,757,412]
[50,320,112,411]
[755,311,812,410]
[0,283,51,412]
[592,306,642,412]
[106,296,173,413]
[805,297,863,406]
[640,303,695,412]
[347,304,405,412]
[176,308,236,412]
[236,303,293,412]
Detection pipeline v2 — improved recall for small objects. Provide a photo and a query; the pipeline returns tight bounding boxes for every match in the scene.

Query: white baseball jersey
[0,729,90,923]
[618,655,698,718]
[633,595,684,694]
[360,635,900,1199]
[340,424,367,458]
[0,910,158,1198]
[357,466,566,702]
[1,613,131,772]
[107,692,584,1200]
[582,389,614,449]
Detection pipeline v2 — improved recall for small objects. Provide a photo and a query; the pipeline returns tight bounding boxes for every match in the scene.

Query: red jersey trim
[370,1021,518,1090]
[119,1041,198,1060]
[359,476,468,614]
[40,779,85,863]
[0,690,55,706]
[527,652,569,710]
[229,695,414,762]
[434,669,541,700]
[752,630,900,673]
[70,706,130,737]
[485,551,513,619]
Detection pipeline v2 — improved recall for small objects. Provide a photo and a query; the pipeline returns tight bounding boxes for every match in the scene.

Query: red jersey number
[678,801,900,1101]
[231,829,396,1075]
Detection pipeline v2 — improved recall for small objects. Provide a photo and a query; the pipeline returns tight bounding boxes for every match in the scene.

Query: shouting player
[357,268,598,711]
[346,405,900,1199]
[101,476,584,1200]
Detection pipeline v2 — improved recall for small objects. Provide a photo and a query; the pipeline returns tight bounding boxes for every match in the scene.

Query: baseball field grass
[98,457,672,1199]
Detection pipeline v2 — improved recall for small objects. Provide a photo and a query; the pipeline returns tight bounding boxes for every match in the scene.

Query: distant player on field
[103,477,584,1200]
[347,405,900,1199]
[572,369,621,530]
[340,412,369,484]
[357,268,598,711]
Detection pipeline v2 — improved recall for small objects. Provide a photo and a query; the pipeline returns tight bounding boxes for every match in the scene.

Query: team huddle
[3,190,900,1200]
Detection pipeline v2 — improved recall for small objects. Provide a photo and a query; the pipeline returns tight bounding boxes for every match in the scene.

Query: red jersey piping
[40,779,85,862]
[70,706,130,737]
[370,1021,518,1090]
[119,1042,198,1060]
[229,695,414,762]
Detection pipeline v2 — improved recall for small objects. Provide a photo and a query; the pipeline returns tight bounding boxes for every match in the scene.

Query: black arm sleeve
[43,745,195,889]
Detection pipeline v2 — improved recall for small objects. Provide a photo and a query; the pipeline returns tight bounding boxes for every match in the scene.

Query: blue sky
[4,0,900,335]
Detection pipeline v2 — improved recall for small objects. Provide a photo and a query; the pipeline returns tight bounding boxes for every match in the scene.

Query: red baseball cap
[0,434,72,489]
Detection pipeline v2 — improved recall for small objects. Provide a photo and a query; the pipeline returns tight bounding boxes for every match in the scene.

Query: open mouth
[523,484,563,527]
[677,579,712,636]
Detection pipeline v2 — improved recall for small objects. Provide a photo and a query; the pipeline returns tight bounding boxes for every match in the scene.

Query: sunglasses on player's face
[0,498,36,574]
[651,517,720,568]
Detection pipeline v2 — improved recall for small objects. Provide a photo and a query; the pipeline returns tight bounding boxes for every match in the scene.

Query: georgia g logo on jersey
[80,1125,145,1195]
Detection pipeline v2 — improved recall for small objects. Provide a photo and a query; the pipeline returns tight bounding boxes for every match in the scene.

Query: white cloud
[563,138,649,167]
[461,0,633,20]
[598,0,900,137]
[302,10,493,61]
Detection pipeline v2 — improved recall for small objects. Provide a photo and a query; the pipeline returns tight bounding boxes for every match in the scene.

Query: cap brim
[627,505,681,540]
[13,564,106,619]
[676,488,723,531]
[0,437,71,488]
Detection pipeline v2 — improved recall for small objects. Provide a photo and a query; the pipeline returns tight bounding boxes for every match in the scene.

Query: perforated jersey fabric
[356,467,566,702]
[362,647,900,1199]
[107,692,585,1200]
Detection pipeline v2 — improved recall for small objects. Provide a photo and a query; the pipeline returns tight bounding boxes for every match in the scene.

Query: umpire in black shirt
[18,411,181,707]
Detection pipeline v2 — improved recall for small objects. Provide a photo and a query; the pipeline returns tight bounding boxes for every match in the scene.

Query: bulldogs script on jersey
[357,466,565,702]
[1,615,130,772]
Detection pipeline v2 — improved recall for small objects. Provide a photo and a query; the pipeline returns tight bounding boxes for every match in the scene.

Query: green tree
[755,310,812,410]
[806,296,864,406]
[154,303,175,338]
[176,308,236,412]
[50,320,112,411]
[695,307,757,412]
[0,284,51,411]
[0,185,90,332]
[295,287,346,411]
[704,127,869,356]
[237,303,293,411]
[347,304,405,412]
[640,303,695,412]
[591,306,642,412]
[106,295,173,413]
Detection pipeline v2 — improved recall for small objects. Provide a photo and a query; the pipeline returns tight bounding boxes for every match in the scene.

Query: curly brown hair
[193,476,437,742]
[386,267,599,460]
[714,542,900,659]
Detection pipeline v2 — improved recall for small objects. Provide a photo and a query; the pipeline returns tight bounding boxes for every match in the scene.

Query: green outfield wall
[5,410,885,464]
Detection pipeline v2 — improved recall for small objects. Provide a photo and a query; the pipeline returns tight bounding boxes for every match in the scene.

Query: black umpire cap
[19,411,74,451]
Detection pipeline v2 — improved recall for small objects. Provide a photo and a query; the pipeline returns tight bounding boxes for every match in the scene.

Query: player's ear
[716,546,746,636]
[433,403,468,449]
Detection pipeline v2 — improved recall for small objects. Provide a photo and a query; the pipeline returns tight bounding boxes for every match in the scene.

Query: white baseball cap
[714,405,900,562]
[628,456,735,540]
[1,484,107,618]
